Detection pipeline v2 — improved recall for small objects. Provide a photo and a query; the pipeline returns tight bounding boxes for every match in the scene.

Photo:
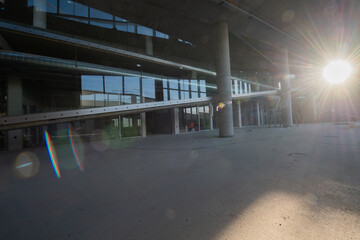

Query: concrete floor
[1,123,360,240]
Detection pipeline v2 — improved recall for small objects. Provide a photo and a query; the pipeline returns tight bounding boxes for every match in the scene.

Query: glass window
[116,22,127,32]
[239,81,242,94]
[169,90,179,100]
[90,7,112,20]
[191,92,198,98]
[163,89,168,101]
[74,2,88,17]
[104,76,122,94]
[200,92,206,98]
[115,16,127,22]
[190,80,198,91]
[59,0,74,15]
[162,79,168,88]
[180,91,189,99]
[233,80,238,94]
[81,75,103,92]
[46,0,57,13]
[180,79,189,90]
[122,95,132,104]
[142,78,155,99]
[199,80,206,92]
[95,93,105,107]
[127,23,136,33]
[124,76,140,95]
[107,94,120,106]
[90,7,113,28]
[169,79,178,89]
[155,31,168,39]
[137,25,153,36]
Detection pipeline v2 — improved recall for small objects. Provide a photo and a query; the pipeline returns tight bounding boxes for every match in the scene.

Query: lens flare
[323,60,351,84]
[44,131,61,178]
[14,152,40,178]
[68,124,84,172]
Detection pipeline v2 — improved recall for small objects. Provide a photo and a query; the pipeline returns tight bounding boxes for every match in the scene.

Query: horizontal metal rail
[232,90,279,100]
[0,90,278,130]
[0,20,278,90]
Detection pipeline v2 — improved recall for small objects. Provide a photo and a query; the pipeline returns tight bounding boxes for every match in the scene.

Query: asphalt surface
[1,123,360,239]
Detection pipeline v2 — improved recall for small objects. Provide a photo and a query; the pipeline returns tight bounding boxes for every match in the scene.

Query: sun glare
[323,60,351,84]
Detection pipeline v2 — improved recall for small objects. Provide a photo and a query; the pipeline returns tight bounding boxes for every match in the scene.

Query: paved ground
[1,123,360,240]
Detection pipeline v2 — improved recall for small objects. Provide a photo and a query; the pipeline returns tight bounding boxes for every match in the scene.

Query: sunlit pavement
[1,123,360,240]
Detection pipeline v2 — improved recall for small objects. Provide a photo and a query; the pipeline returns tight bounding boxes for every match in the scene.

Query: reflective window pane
[47,0,57,13]
[162,79,168,88]
[104,76,122,94]
[180,79,189,90]
[90,8,112,20]
[81,75,103,92]
[142,78,155,100]
[137,25,153,36]
[116,22,127,32]
[190,80,198,91]
[59,0,74,15]
[163,89,168,101]
[169,79,178,89]
[169,90,179,100]
[199,80,206,92]
[127,23,136,33]
[191,92,198,98]
[124,76,140,95]
[74,2,88,17]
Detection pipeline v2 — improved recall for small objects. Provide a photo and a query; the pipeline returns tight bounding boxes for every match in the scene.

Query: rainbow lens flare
[68,124,84,172]
[44,131,61,178]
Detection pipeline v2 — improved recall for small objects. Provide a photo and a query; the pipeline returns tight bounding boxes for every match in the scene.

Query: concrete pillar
[280,48,293,127]
[214,21,234,137]
[235,100,242,128]
[209,104,214,130]
[257,101,261,126]
[173,108,180,134]
[33,0,47,29]
[196,106,200,131]
[7,76,23,150]
[145,36,153,56]
[118,115,122,138]
[260,101,265,125]
[140,112,146,137]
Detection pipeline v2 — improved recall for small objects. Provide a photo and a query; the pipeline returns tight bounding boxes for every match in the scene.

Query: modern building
[3,0,354,151]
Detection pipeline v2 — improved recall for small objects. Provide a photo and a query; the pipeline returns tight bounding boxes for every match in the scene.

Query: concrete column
[118,115,122,138]
[257,101,261,126]
[236,100,242,128]
[196,106,200,131]
[145,36,153,56]
[280,48,293,127]
[214,21,234,137]
[33,0,47,29]
[260,101,265,125]
[173,108,180,134]
[7,76,23,150]
[140,112,146,137]
[209,104,214,130]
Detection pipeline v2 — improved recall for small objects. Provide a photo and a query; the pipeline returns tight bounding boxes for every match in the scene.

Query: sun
[323,60,352,84]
